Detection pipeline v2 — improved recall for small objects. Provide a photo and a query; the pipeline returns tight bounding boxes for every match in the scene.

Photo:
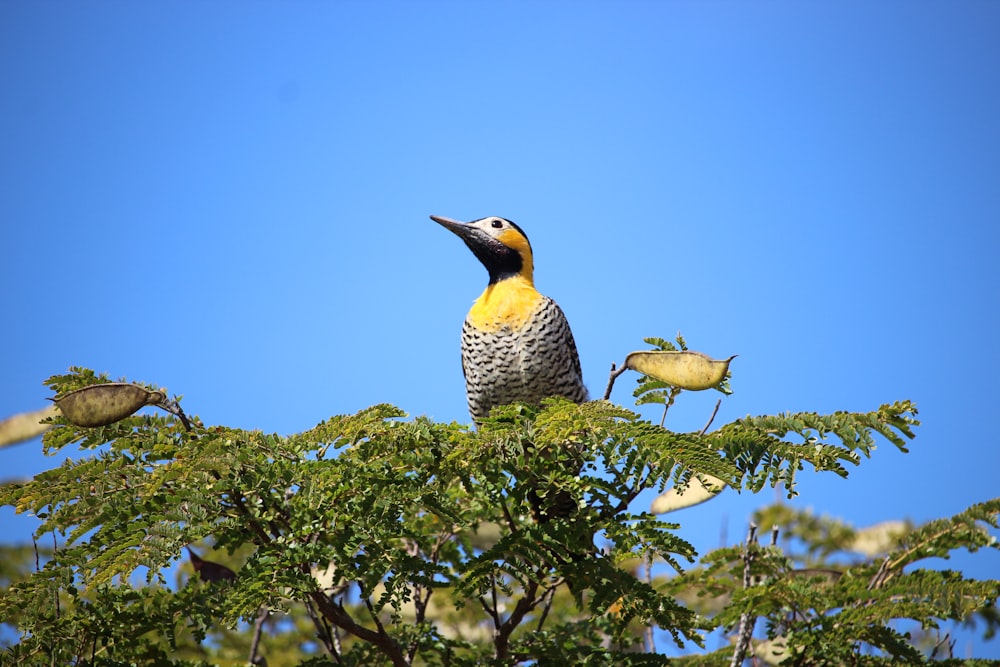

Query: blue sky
[2,1,999,657]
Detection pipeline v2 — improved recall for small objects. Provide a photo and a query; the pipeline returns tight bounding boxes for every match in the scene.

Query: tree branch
[730,523,758,667]
[303,593,340,661]
[248,606,268,665]
[603,361,629,401]
[535,585,557,632]
[659,387,680,428]
[309,591,409,667]
[699,399,722,436]
[495,579,540,661]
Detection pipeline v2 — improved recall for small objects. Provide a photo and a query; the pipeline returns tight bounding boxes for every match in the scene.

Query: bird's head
[430,215,534,285]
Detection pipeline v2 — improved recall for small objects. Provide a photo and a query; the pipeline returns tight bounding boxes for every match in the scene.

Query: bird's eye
[491,219,503,229]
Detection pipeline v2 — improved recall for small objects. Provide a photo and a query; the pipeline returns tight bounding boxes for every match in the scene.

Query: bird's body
[431,215,587,422]
[461,291,586,423]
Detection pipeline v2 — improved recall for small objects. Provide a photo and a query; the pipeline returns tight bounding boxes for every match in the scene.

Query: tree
[1,343,998,666]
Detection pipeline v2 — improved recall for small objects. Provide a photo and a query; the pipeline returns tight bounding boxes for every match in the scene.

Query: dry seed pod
[0,405,59,448]
[624,350,736,391]
[754,636,789,665]
[850,520,909,557]
[650,474,725,513]
[53,383,166,427]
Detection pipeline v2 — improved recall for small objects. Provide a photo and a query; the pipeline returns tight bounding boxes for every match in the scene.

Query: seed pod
[53,383,166,427]
[624,351,736,391]
[0,405,59,448]
[650,474,725,513]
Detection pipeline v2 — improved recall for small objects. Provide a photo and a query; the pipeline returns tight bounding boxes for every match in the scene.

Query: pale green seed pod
[624,350,736,391]
[53,383,166,427]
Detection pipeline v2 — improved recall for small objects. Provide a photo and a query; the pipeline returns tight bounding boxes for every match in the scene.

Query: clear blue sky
[2,1,999,657]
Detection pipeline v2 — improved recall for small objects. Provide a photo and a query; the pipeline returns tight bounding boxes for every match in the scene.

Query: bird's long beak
[430,214,471,237]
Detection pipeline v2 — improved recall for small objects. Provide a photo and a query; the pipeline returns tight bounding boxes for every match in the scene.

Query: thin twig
[699,399,722,436]
[303,594,340,660]
[929,632,954,660]
[248,605,268,665]
[157,397,196,432]
[360,582,391,642]
[52,532,60,621]
[535,585,557,631]
[730,523,758,667]
[490,574,501,631]
[868,556,892,591]
[478,594,499,625]
[644,553,655,653]
[603,361,629,401]
[500,497,518,534]
[659,387,680,428]
[407,530,451,662]
[331,614,343,660]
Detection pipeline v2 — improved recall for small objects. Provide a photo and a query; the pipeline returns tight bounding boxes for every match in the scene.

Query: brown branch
[208,468,275,545]
[232,493,275,543]
[303,592,340,660]
[479,594,500,629]
[490,573,502,629]
[643,553,655,653]
[868,556,892,591]
[52,532,60,621]
[500,497,519,534]
[699,399,722,436]
[359,582,392,645]
[730,523,758,667]
[603,361,629,401]
[309,591,409,667]
[658,387,681,428]
[248,606,267,665]
[535,585,557,632]
[495,579,540,661]
[407,529,453,663]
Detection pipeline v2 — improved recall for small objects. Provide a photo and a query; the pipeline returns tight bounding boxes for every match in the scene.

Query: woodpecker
[430,215,588,423]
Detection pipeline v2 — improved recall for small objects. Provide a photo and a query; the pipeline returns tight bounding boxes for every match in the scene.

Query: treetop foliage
[0,355,997,666]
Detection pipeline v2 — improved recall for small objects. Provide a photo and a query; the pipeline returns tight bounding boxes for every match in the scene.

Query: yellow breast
[467,275,545,332]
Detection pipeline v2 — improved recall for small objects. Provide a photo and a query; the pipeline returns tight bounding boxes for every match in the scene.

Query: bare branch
[303,594,340,660]
[699,399,722,436]
[495,580,540,661]
[643,554,655,653]
[603,361,629,401]
[868,556,892,591]
[535,585,557,632]
[500,497,519,534]
[658,387,681,427]
[248,606,268,666]
[490,574,501,630]
[730,523,758,667]
[309,592,409,667]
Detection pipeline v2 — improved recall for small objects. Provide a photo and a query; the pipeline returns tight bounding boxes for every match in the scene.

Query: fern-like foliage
[667,499,1000,666]
[0,360,996,666]
[709,401,919,497]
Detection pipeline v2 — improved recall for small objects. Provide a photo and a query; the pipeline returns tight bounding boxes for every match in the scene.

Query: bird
[430,215,588,422]
[187,547,237,583]
[431,215,588,521]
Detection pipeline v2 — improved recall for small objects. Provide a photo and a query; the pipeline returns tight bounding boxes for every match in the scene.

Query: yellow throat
[467,274,545,332]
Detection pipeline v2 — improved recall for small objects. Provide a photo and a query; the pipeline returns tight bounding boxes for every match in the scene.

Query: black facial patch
[464,235,523,284]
